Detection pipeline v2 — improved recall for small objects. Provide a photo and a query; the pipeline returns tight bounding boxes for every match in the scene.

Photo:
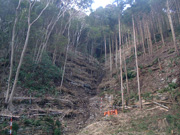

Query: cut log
[147,106,160,111]
[0,114,20,118]
[31,108,63,114]
[153,101,169,110]
[12,97,73,106]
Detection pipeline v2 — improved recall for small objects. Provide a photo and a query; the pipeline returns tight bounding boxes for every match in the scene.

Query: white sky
[91,0,114,10]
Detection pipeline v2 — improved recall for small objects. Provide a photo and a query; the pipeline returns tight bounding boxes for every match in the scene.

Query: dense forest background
[1,0,179,103]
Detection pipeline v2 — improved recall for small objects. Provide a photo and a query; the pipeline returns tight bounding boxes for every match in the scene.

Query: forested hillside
[0,0,180,135]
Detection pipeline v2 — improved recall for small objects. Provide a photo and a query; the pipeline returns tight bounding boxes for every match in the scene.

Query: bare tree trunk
[59,17,72,93]
[75,21,85,52]
[140,21,146,57]
[118,15,124,110]
[128,32,131,47]
[53,44,57,65]
[8,0,50,105]
[146,21,153,55]
[176,0,180,24]
[123,43,129,98]
[112,36,115,66]
[35,7,68,63]
[115,33,118,69]
[109,37,112,74]
[104,35,107,66]
[157,17,165,48]
[5,0,22,103]
[154,34,158,50]
[167,0,179,54]
[132,15,142,109]
[91,42,94,56]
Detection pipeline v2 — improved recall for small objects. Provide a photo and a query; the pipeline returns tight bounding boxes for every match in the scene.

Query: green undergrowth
[166,112,180,134]
[23,116,62,135]
[0,116,62,135]
[15,53,62,95]
[158,82,178,93]
[0,120,9,135]
[122,70,136,80]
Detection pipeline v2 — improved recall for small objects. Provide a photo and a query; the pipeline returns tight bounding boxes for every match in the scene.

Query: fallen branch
[153,101,169,110]
[155,100,173,104]
[0,114,20,118]
[12,97,73,106]
[146,106,160,111]
[31,108,63,114]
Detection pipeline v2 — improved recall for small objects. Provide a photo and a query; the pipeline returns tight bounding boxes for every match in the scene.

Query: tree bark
[115,33,118,69]
[146,21,153,55]
[123,43,129,98]
[157,16,165,48]
[8,0,49,105]
[118,14,124,109]
[167,0,179,54]
[35,7,68,63]
[109,37,112,74]
[59,16,72,93]
[132,15,142,109]
[104,35,107,66]
[140,21,146,57]
[5,0,22,103]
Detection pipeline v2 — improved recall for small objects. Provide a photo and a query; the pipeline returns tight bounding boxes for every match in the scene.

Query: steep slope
[0,51,103,135]
[77,40,180,135]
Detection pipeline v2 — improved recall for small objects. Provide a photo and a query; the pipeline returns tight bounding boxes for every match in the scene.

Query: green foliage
[123,70,136,80]
[158,83,178,93]
[0,121,9,135]
[137,121,148,130]
[22,116,62,134]
[56,120,61,128]
[44,116,54,126]
[129,92,139,101]
[168,48,175,54]
[142,92,153,100]
[152,58,158,65]
[147,130,155,135]
[166,114,180,134]
[137,51,142,56]
[169,83,178,89]
[126,55,135,64]
[148,68,152,73]
[54,128,61,135]
[131,120,149,132]
[24,119,32,126]
[12,122,19,133]
[18,53,61,93]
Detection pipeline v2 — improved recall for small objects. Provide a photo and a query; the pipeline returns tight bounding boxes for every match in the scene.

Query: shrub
[169,83,178,89]
[54,128,61,135]
[12,122,19,134]
[18,53,61,92]
[166,114,180,134]
[142,92,153,100]
[123,70,136,80]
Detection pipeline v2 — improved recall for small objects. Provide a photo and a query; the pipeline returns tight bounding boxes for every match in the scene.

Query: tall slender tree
[132,15,142,109]
[7,0,50,105]
[5,0,22,103]
[166,0,179,54]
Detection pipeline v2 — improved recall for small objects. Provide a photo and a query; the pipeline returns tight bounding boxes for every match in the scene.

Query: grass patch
[158,82,178,93]
[142,92,153,100]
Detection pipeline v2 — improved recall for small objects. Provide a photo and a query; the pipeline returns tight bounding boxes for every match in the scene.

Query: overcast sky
[91,0,114,10]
